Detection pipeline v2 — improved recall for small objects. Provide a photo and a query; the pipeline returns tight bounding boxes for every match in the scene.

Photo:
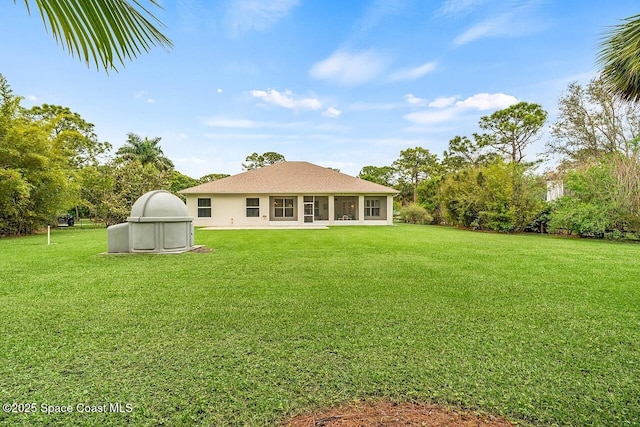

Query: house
[179,161,399,227]
[546,180,564,201]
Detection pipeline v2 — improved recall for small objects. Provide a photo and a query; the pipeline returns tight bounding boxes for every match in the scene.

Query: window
[246,198,260,217]
[274,198,294,217]
[365,199,380,217]
[197,198,211,217]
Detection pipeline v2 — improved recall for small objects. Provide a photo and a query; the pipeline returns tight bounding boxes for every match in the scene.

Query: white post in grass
[47,225,50,245]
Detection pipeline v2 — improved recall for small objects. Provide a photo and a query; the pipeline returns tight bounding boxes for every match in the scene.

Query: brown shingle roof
[179,161,398,194]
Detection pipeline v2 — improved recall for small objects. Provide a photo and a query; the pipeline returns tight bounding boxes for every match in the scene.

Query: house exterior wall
[186,193,395,227]
[186,194,270,227]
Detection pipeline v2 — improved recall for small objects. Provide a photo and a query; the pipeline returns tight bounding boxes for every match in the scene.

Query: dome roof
[128,190,190,221]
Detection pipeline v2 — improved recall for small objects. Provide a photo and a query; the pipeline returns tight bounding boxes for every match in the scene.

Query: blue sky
[0,0,638,178]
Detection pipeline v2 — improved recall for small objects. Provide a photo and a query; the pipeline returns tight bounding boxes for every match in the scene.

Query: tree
[169,170,198,200]
[442,136,478,172]
[114,132,174,171]
[13,0,172,72]
[77,164,115,222]
[358,165,396,187]
[441,135,499,172]
[198,173,230,184]
[598,14,640,102]
[24,104,111,167]
[476,102,547,164]
[0,74,78,235]
[415,177,443,221]
[242,151,285,170]
[392,147,439,203]
[547,76,640,164]
[439,159,545,232]
[99,160,171,226]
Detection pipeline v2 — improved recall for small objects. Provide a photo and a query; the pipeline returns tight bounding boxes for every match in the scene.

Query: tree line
[0,73,231,235]
[358,76,640,240]
[2,71,640,239]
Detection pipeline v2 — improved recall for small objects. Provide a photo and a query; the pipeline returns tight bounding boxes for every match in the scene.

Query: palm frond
[598,14,640,102]
[18,0,173,72]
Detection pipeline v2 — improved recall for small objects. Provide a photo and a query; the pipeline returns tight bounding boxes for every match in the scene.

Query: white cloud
[251,89,322,111]
[226,0,299,36]
[404,94,426,106]
[454,93,517,110]
[429,97,457,108]
[437,0,487,16]
[135,90,155,104]
[322,106,342,118]
[161,132,189,142]
[309,49,387,85]
[26,95,38,102]
[404,92,518,125]
[453,14,510,45]
[404,108,461,125]
[348,101,401,111]
[203,117,318,130]
[390,61,437,81]
[452,2,546,46]
[357,0,411,34]
[204,133,276,140]
[174,156,206,165]
[217,88,223,93]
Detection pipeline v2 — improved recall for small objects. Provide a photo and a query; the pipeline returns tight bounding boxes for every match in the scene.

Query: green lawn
[1,225,639,426]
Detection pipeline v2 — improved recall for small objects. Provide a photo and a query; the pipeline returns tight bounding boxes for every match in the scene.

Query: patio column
[328,195,335,225]
[358,195,365,224]
[386,195,394,225]
[297,195,304,225]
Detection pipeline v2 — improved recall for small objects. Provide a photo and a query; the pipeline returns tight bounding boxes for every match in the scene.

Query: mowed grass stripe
[0,225,638,426]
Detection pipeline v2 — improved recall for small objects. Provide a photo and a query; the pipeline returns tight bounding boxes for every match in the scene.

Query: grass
[0,225,639,426]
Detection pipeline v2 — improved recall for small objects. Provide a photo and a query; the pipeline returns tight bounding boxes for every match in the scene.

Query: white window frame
[365,198,381,217]
[197,198,212,218]
[274,197,294,218]
[246,197,260,217]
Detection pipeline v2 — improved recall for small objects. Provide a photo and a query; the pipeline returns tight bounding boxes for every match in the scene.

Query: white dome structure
[129,190,190,220]
[108,190,194,254]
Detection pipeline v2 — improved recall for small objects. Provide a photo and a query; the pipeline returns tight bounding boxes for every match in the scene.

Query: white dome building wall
[107,190,194,254]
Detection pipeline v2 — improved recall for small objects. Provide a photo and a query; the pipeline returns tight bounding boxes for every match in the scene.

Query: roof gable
[179,161,398,194]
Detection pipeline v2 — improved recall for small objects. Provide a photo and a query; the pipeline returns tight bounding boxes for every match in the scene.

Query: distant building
[546,180,565,201]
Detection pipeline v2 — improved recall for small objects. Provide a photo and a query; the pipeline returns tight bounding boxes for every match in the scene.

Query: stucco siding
[187,194,270,227]
[187,193,395,227]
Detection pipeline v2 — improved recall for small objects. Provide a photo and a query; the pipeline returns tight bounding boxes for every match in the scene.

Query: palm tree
[599,14,640,102]
[14,0,172,72]
[115,133,174,171]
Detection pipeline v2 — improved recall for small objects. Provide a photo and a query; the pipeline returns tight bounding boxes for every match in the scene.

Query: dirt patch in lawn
[189,245,212,253]
[284,400,516,427]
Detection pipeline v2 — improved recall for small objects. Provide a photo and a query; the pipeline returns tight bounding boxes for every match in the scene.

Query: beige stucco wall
[186,193,395,227]
[186,194,270,227]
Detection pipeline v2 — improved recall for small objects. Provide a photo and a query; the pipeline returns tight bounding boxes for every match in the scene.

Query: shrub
[439,159,545,232]
[400,203,433,224]
[547,158,640,238]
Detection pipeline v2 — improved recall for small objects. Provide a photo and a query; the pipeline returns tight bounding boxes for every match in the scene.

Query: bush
[546,159,640,238]
[439,159,545,232]
[400,203,433,224]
